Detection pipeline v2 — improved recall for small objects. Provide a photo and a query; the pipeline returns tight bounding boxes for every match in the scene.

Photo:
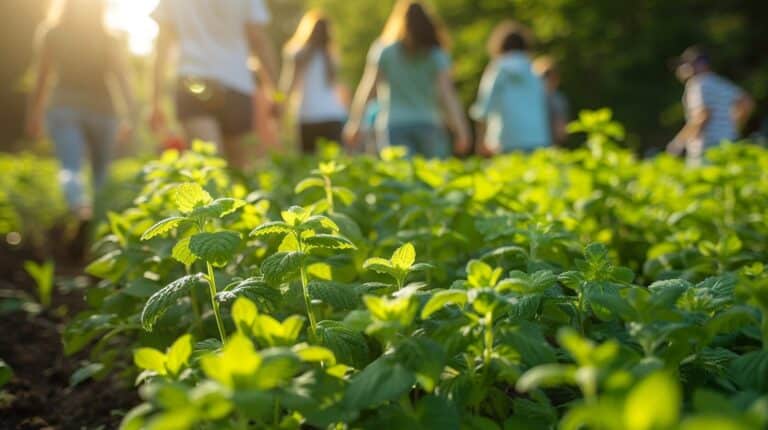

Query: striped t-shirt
[683,73,744,157]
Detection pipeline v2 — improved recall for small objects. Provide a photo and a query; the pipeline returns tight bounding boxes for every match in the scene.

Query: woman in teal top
[344,0,469,158]
[471,21,551,155]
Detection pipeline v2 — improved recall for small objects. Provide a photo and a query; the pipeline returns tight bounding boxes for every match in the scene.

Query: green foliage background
[272,0,768,149]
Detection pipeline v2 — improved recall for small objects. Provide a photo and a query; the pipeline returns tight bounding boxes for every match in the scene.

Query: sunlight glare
[105,0,159,56]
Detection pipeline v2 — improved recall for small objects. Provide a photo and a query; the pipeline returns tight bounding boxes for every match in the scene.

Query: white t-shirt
[296,51,347,123]
[684,72,744,158]
[152,0,270,95]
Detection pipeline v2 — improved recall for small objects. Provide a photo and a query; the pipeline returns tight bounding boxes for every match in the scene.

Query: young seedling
[250,206,356,335]
[23,260,55,308]
[294,160,355,214]
[140,183,246,343]
[363,243,432,290]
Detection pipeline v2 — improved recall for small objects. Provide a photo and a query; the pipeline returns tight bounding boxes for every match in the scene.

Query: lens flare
[105,0,159,56]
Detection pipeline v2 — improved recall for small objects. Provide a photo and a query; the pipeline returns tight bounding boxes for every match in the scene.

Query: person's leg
[388,125,419,157]
[83,112,119,192]
[220,87,254,169]
[183,116,224,150]
[422,125,450,159]
[299,122,319,154]
[46,107,88,213]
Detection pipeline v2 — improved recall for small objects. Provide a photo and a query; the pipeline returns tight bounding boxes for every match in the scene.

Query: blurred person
[667,46,755,165]
[534,56,570,146]
[150,0,281,170]
[279,10,348,154]
[471,21,551,156]
[26,0,136,225]
[344,0,470,158]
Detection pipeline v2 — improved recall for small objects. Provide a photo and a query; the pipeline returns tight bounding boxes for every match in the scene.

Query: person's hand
[25,112,44,140]
[666,139,685,156]
[149,106,166,133]
[476,142,496,158]
[343,123,361,149]
[453,135,471,156]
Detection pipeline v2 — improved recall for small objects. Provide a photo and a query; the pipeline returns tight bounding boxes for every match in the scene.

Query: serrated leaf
[343,357,415,409]
[316,320,369,368]
[172,236,197,266]
[294,177,325,193]
[191,198,246,218]
[217,278,279,310]
[189,231,241,266]
[250,221,292,238]
[301,215,340,232]
[421,290,468,319]
[309,281,360,310]
[141,217,189,241]
[304,234,356,251]
[392,243,416,270]
[174,183,212,213]
[166,334,193,376]
[363,257,397,277]
[261,252,303,285]
[141,274,205,331]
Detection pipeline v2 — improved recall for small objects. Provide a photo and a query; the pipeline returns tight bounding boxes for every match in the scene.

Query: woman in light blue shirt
[471,21,551,155]
[344,0,469,158]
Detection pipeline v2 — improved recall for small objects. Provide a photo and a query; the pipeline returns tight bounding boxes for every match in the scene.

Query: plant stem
[483,312,494,371]
[206,262,227,344]
[299,260,318,335]
[323,175,335,214]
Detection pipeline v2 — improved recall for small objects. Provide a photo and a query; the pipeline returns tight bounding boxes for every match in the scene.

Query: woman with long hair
[280,10,348,154]
[26,0,135,227]
[344,0,470,158]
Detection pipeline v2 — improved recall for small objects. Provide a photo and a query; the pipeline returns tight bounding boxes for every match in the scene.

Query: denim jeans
[46,106,118,210]
[381,123,450,159]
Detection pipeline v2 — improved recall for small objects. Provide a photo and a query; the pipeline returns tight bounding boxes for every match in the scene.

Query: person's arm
[469,64,499,156]
[111,40,138,125]
[733,93,755,128]
[26,33,55,139]
[150,21,176,132]
[668,107,709,155]
[343,62,380,148]
[278,50,298,98]
[437,69,470,156]
[245,23,279,94]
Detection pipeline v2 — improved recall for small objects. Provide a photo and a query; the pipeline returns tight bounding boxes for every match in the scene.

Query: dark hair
[487,21,533,57]
[381,1,447,54]
[286,11,337,85]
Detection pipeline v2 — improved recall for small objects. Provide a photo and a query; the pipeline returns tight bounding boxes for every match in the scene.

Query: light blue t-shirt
[369,42,451,130]
[471,52,551,152]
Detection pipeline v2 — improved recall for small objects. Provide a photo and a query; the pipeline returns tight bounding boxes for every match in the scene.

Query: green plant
[23,260,55,308]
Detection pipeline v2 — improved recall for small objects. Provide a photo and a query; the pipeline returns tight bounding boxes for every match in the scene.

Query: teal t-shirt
[470,53,551,152]
[369,42,451,130]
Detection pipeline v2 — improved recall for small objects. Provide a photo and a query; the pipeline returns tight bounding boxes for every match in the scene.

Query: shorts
[175,77,252,136]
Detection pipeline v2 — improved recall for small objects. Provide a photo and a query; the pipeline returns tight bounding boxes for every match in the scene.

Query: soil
[0,247,138,430]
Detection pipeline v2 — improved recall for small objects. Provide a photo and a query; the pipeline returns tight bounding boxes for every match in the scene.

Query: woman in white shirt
[280,10,348,154]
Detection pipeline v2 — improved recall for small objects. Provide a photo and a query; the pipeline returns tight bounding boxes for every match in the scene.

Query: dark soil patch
[0,251,138,430]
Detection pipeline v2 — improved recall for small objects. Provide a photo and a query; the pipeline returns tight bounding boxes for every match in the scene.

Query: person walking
[534,56,570,146]
[280,10,348,154]
[150,0,281,170]
[667,46,754,165]
[26,0,136,226]
[471,21,551,156]
[344,0,470,158]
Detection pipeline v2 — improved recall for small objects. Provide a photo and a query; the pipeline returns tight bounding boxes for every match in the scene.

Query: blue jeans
[46,106,118,210]
[382,123,450,159]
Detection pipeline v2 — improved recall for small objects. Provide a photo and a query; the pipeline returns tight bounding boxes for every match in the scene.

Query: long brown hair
[380,0,448,54]
[285,10,337,84]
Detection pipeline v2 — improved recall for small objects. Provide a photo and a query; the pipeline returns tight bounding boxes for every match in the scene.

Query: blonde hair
[285,9,336,84]
[380,0,448,52]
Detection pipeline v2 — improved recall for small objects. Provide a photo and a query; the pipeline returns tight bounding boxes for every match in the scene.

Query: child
[534,56,570,146]
[344,0,470,158]
[471,21,551,155]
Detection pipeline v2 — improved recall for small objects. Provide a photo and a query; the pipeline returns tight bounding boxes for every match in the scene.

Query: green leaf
[141,274,205,331]
[303,234,356,250]
[301,215,340,232]
[624,371,681,430]
[216,278,279,309]
[281,206,311,227]
[391,243,416,270]
[191,198,246,218]
[24,260,55,308]
[421,289,468,319]
[294,177,325,193]
[309,281,360,310]
[166,334,193,376]
[261,251,303,285]
[140,216,189,241]
[172,236,197,266]
[728,350,768,392]
[0,359,13,387]
[232,297,258,332]
[294,345,337,365]
[316,320,370,368]
[332,187,356,205]
[343,357,416,410]
[250,221,292,238]
[134,347,167,374]
[189,231,241,266]
[516,364,576,392]
[467,260,502,288]
[174,183,213,213]
[69,362,104,387]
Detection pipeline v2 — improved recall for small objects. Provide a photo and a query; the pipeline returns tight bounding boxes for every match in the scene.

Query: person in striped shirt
[667,46,754,165]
